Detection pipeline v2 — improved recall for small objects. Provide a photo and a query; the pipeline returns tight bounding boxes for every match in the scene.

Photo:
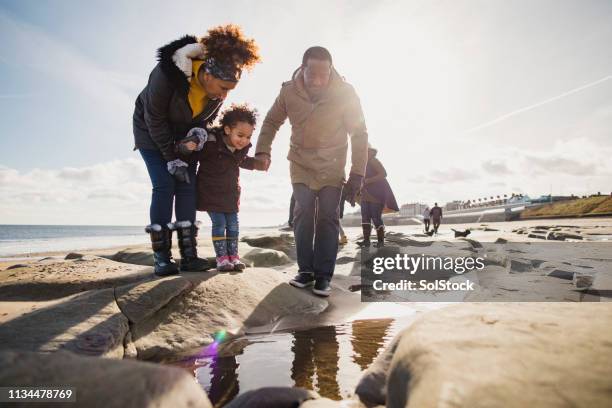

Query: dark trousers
[292,183,342,280]
[288,194,296,226]
[424,218,430,231]
[361,201,384,228]
[433,218,441,232]
[139,149,197,225]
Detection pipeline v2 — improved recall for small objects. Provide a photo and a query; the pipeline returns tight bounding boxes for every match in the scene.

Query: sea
[0,225,149,258]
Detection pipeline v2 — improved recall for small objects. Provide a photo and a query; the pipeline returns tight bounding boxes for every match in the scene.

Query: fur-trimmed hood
[156,35,205,94]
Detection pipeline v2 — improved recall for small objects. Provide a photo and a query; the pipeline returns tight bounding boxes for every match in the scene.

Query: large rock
[0,350,212,408]
[0,257,150,301]
[356,303,612,407]
[124,269,328,360]
[0,288,128,358]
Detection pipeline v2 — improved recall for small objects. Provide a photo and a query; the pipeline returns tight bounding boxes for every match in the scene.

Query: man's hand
[254,153,271,171]
[343,173,363,206]
[167,159,190,184]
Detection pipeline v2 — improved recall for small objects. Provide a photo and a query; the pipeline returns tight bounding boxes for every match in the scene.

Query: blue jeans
[139,149,197,225]
[292,183,341,280]
[207,212,239,238]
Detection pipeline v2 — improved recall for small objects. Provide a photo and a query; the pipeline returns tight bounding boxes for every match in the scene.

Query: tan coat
[255,67,368,190]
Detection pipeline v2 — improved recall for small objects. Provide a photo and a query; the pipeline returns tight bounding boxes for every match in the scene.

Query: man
[255,46,368,297]
[430,203,443,234]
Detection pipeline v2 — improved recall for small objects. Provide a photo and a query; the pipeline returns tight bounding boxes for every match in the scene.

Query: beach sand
[1,217,611,407]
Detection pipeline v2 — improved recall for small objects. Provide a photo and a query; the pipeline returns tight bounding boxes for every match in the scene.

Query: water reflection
[173,318,399,407]
[291,325,340,399]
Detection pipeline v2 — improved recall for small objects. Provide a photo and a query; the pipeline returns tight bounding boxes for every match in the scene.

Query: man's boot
[145,224,179,276]
[358,223,372,247]
[376,225,385,247]
[172,221,212,272]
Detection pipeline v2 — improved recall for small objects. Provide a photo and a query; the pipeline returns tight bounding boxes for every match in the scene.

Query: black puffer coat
[133,36,223,161]
[196,130,255,213]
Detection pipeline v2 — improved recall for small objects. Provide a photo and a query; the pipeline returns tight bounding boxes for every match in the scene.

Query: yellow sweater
[188,60,209,118]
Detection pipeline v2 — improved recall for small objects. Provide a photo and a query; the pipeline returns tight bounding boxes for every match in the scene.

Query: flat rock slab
[0,288,128,358]
[0,350,212,408]
[0,257,150,301]
[356,303,612,407]
[129,268,329,360]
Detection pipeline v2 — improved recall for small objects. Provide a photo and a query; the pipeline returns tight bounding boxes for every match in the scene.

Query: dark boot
[376,225,385,247]
[358,223,372,247]
[145,224,179,277]
[172,221,212,272]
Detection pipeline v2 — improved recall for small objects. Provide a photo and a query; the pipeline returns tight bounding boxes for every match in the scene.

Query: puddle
[166,318,407,406]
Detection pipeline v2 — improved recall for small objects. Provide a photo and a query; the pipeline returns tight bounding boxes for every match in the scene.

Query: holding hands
[253,152,271,171]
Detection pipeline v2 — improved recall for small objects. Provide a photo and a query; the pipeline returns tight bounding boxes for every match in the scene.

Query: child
[180,104,265,271]
[358,145,399,247]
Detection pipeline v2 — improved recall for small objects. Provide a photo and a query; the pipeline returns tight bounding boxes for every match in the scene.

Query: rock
[109,250,154,266]
[527,233,547,240]
[241,234,296,258]
[508,258,533,273]
[0,257,151,301]
[115,276,193,324]
[225,387,317,408]
[483,228,499,232]
[300,399,365,407]
[355,303,612,407]
[355,333,401,406]
[555,232,584,240]
[5,263,28,270]
[546,231,566,241]
[573,274,594,291]
[64,252,84,260]
[0,350,212,408]
[127,269,328,360]
[547,269,575,280]
[0,288,129,358]
[458,238,483,249]
[494,238,508,244]
[243,247,291,267]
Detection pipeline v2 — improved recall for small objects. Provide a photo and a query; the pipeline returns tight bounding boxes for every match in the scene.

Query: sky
[1,0,611,226]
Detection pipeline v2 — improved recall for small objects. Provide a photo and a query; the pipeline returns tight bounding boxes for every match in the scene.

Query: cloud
[426,168,479,183]
[524,155,597,176]
[482,160,512,175]
[0,10,137,114]
[0,158,291,226]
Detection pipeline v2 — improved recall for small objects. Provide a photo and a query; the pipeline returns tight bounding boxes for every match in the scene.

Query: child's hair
[201,24,261,72]
[217,103,258,131]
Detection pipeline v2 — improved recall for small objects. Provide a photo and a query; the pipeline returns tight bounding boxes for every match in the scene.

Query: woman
[358,145,399,247]
[133,25,260,276]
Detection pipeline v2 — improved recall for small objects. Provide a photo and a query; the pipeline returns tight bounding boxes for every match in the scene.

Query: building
[400,202,429,217]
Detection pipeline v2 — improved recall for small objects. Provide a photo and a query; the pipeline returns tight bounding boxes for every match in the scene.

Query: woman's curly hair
[217,103,258,130]
[201,24,261,71]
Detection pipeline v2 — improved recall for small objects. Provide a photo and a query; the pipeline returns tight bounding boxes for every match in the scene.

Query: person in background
[422,206,431,232]
[430,202,443,234]
[358,145,399,247]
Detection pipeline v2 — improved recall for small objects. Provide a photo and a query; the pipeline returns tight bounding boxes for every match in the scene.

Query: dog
[452,228,471,238]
